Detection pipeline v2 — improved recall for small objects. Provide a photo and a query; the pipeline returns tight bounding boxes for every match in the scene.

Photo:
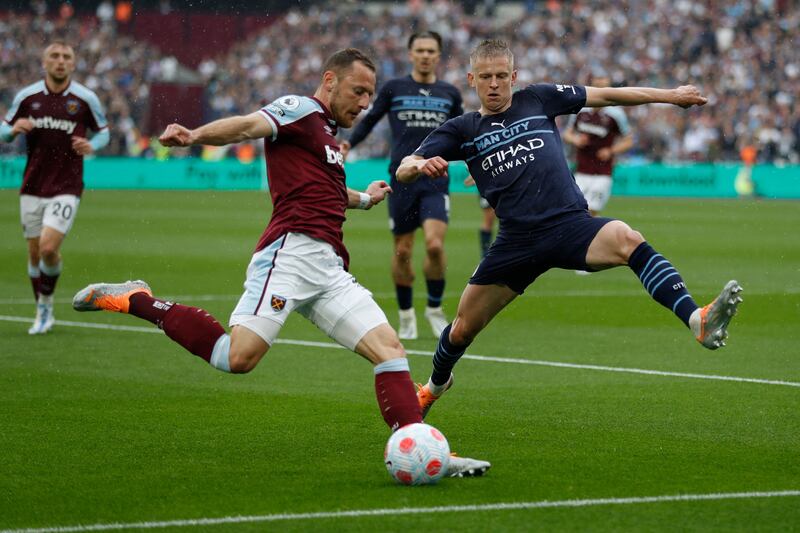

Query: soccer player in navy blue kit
[396,40,743,417]
[341,32,463,341]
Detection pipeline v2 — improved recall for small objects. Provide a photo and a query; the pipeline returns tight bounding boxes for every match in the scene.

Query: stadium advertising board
[0,157,798,198]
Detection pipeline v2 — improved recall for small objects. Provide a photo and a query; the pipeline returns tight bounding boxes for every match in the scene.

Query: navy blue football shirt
[348,75,463,190]
[415,83,589,229]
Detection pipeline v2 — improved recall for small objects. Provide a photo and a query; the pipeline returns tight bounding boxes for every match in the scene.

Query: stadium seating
[1,1,797,163]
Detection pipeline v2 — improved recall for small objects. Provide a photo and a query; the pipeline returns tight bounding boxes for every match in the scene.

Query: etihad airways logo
[481,137,545,177]
[28,115,77,135]
[397,109,448,128]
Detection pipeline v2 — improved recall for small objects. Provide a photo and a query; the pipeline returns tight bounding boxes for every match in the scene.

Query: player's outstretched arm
[347,180,393,210]
[160,112,272,147]
[396,155,449,183]
[586,85,707,109]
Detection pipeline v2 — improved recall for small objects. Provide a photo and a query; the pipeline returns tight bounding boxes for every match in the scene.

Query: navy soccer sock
[628,242,698,327]
[395,285,413,311]
[426,278,445,308]
[430,324,469,386]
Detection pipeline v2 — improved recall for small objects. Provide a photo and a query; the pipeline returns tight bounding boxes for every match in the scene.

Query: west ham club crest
[270,294,287,312]
[66,98,81,115]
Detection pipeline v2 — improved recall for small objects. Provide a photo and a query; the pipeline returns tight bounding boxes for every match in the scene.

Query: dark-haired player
[73,48,489,477]
[1,42,109,335]
[341,31,464,340]
[396,40,743,417]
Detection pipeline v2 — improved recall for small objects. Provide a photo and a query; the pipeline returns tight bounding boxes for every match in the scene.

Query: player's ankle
[688,308,702,337]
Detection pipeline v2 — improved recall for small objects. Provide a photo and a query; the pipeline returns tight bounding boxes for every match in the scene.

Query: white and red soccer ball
[384,422,450,485]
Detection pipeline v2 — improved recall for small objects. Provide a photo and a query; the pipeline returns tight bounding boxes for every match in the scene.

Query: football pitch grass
[1,189,798,532]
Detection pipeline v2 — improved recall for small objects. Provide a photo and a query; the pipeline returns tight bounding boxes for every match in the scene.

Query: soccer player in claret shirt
[396,40,743,417]
[0,41,110,335]
[562,72,634,218]
[72,48,489,478]
[340,31,464,341]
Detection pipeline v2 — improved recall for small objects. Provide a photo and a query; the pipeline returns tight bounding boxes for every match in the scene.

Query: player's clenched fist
[71,136,93,155]
[416,156,449,178]
[159,123,194,147]
[365,180,393,208]
[11,118,34,136]
[673,85,707,109]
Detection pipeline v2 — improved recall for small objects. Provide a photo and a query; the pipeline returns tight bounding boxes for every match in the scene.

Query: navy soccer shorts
[387,182,449,235]
[470,212,614,294]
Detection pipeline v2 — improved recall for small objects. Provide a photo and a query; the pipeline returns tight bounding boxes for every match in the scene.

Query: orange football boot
[72,280,152,313]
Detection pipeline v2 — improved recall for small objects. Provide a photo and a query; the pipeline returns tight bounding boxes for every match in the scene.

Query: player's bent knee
[394,246,413,263]
[449,318,479,346]
[425,238,444,259]
[227,323,271,373]
[39,245,59,262]
[354,323,405,364]
[601,221,643,263]
[620,226,645,257]
[227,347,262,374]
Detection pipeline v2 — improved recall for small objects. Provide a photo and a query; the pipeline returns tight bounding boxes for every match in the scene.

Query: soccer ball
[384,423,450,485]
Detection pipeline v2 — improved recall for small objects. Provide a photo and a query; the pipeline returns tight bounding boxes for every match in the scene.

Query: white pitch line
[2,314,799,389]
[2,490,798,533]
[0,286,798,305]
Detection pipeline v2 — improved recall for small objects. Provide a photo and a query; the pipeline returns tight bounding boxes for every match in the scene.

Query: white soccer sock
[374,358,410,374]
[39,259,62,276]
[427,377,449,396]
[209,334,231,372]
[688,308,702,337]
[399,308,415,319]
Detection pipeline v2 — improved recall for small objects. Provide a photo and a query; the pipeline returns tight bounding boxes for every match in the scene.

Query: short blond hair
[469,39,513,68]
[43,41,75,58]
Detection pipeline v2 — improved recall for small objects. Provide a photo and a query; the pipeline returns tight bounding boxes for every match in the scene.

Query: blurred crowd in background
[1,0,798,165]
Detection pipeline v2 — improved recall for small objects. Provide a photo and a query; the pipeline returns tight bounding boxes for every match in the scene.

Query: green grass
[1,189,799,532]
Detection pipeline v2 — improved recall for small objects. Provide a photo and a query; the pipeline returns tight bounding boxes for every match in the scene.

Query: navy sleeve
[526,83,587,118]
[413,117,465,162]
[348,81,392,148]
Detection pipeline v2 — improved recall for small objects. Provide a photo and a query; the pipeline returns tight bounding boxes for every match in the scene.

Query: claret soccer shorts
[20,194,81,238]
[229,232,388,350]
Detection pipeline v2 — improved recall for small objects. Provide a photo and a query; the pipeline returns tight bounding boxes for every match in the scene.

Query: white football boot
[424,306,448,337]
[28,295,55,335]
[398,308,417,340]
[692,280,743,350]
[447,454,491,478]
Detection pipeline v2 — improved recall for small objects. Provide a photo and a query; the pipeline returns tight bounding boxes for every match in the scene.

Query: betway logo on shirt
[324,145,344,167]
[577,121,609,137]
[28,115,78,134]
